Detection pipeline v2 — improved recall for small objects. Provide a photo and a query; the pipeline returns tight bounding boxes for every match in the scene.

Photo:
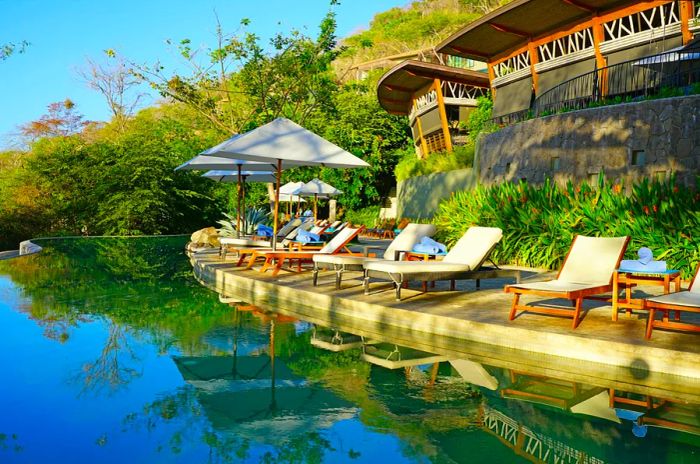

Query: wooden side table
[612,269,681,321]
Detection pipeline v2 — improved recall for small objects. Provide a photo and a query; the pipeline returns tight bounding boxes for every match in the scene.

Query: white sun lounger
[312,223,437,289]
[505,235,629,329]
[363,226,519,300]
[643,263,700,338]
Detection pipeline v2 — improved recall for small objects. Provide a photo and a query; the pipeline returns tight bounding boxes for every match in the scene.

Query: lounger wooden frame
[505,236,630,329]
[363,242,520,301]
[643,263,700,339]
[244,227,366,276]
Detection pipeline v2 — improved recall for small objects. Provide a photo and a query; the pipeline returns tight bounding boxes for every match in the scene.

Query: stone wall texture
[398,168,477,218]
[477,95,700,188]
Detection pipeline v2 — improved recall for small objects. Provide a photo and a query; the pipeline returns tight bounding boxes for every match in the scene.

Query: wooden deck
[189,247,700,387]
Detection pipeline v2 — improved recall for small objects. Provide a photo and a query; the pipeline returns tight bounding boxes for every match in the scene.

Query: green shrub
[433,175,700,278]
[395,144,475,182]
[343,205,380,227]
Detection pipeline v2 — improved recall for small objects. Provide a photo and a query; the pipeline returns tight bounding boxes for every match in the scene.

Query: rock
[19,240,42,255]
[190,227,220,248]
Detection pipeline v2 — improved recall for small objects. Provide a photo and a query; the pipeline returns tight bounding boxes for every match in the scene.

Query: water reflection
[1,237,699,463]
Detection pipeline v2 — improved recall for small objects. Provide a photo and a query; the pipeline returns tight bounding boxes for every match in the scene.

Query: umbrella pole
[242,176,247,235]
[314,193,318,222]
[272,159,282,250]
[236,165,242,238]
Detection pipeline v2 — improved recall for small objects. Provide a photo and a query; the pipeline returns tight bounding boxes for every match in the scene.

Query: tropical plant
[433,175,700,278]
[395,143,474,182]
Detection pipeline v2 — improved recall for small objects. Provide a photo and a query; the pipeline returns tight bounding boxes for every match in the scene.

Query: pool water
[0,237,698,463]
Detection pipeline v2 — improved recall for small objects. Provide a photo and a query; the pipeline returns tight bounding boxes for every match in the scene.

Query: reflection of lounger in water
[500,371,605,411]
[361,342,448,369]
[310,326,363,352]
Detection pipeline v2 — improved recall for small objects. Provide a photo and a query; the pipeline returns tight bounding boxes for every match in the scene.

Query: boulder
[19,240,42,255]
[190,227,220,247]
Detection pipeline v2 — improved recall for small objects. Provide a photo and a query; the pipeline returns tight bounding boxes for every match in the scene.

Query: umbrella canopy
[202,118,369,249]
[205,118,369,169]
[175,155,274,172]
[203,170,276,183]
[279,193,305,203]
[279,181,305,195]
[293,178,343,221]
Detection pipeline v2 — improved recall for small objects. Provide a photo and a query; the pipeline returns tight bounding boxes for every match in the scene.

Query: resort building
[377,0,700,156]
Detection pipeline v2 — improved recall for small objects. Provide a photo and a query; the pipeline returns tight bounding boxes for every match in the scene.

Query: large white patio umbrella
[205,118,369,249]
[293,178,342,221]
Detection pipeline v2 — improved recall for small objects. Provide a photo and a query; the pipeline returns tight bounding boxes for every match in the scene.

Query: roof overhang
[376,60,490,115]
[437,0,638,62]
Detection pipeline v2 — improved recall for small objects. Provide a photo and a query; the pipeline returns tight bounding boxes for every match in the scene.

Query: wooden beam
[490,22,530,38]
[380,97,410,106]
[680,0,694,45]
[413,99,429,158]
[433,78,453,152]
[487,63,496,98]
[561,0,596,13]
[384,84,414,93]
[449,45,491,60]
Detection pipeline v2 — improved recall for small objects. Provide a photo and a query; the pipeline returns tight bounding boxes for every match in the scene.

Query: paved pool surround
[190,248,700,381]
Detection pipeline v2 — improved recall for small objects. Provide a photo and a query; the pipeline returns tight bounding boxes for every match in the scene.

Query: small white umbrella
[206,118,369,249]
[293,178,342,221]
[177,155,275,238]
[279,181,306,216]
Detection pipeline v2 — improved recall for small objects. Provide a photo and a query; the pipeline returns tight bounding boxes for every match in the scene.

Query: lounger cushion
[383,223,436,260]
[507,280,608,293]
[443,227,503,267]
[647,291,700,308]
[364,260,471,274]
[557,236,629,285]
[313,254,378,265]
[220,237,271,247]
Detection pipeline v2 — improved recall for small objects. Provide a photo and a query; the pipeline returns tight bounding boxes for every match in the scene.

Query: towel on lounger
[296,228,321,243]
[412,236,447,255]
[256,224,273,237]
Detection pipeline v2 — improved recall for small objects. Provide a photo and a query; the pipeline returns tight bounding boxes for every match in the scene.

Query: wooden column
[591,16,608,97]
[433,78,453,152]
[680,0,695,45]
[487,62,497,99]
[527,41,539,95]
[412,99,429,158]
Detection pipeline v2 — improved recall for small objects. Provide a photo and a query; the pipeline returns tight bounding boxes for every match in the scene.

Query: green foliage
[461,96,497,141]
[395,144,474,182]
[433,175,700,278]
[342,205,381,227]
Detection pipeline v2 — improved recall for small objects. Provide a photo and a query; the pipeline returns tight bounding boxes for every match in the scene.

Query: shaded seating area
[643,263,700,339]
[505,235,629,329]
[363,226,520,301]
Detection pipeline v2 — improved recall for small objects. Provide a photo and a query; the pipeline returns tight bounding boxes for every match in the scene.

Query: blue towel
[256,224,273,237]
[296,228,321,243]
[411,236,447,255]
[619,247,666,272]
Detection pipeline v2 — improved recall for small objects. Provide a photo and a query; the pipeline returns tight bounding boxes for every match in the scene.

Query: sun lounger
[643,263,700,339]
[244,226,366,276]
[222,220,317,262]
[312,223,437,289]
[505,235,629,329]
[363,226,519,301]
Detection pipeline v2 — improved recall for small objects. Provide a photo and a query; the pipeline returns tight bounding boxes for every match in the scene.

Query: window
[551,157,560,171]
[631,150,646,166]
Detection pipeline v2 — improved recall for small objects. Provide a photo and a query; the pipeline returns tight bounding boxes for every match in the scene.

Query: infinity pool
[0,237,698,463]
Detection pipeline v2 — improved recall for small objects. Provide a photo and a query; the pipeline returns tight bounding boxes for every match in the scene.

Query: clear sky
[0,0,406,149]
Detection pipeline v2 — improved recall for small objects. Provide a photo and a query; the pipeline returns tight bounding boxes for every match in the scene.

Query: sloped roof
[377,60,489,114]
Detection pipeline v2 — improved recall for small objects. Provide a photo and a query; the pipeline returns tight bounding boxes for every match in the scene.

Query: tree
[0,41,29,61]
[78,54,148,131]
[18,99,89,141]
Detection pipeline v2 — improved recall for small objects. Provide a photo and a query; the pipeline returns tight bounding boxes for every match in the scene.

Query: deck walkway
[189,246,700,383]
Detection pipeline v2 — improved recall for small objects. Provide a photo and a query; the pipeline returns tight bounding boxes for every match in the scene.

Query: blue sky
[0,0,406,149]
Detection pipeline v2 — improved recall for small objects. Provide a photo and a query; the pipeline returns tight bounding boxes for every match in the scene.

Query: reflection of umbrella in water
[172,319,355,443]
[205,118,369,250]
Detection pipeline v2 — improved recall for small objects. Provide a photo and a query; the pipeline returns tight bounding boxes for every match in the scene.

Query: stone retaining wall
[397,168,477,218]
[477,95,700,187]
